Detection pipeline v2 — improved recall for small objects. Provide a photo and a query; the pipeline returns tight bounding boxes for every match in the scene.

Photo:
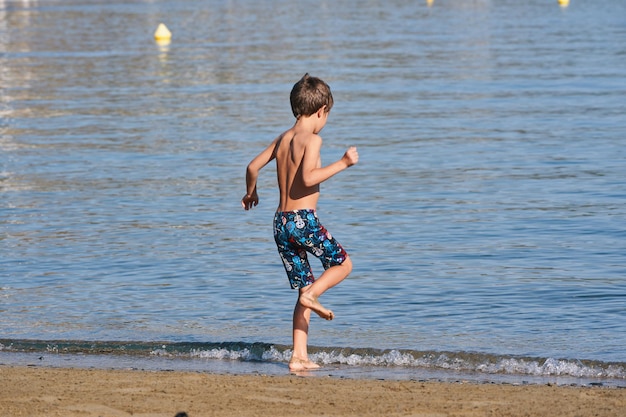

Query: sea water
[1,0,625,386]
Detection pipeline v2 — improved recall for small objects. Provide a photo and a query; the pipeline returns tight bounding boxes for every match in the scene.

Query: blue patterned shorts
[273,209,348,289]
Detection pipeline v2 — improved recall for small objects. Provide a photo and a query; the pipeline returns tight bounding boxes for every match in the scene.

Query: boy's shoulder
[294,130,323,147]
[276,128,322,150]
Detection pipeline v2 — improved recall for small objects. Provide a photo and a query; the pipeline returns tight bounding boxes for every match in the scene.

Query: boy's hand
[343,146,359,167]
[242,192,259,210]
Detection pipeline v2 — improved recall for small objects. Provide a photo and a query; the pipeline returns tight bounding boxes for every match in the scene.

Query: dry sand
[1,365,624,417]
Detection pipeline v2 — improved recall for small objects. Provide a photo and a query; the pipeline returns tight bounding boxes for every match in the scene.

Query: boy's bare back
[242,111,357,213]
[275,127,322,212]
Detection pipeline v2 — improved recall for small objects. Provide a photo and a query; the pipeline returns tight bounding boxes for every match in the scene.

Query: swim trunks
[273,209,348,289]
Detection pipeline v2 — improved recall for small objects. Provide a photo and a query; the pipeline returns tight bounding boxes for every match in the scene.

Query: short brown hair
[290,73,334,118]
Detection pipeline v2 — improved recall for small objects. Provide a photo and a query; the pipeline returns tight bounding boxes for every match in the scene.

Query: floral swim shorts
[273,209,348,289]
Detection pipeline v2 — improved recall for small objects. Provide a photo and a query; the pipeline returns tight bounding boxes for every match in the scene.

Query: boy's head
[290,73,334,119]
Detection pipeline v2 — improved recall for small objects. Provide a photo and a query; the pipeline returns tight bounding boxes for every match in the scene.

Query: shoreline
[2,338,625,388]
[2,350,624,389]
[1,365,625,417]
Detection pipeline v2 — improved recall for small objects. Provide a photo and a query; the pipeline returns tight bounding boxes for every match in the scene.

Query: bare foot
[299,292,334,320]
[289,357,321,372]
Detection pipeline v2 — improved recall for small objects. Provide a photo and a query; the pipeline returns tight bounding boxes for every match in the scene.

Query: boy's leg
[299,256,352,320]
[290,294,319,371]
[289,258,352,371]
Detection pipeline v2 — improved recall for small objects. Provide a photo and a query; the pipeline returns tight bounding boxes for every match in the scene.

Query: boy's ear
[316,106,327,118]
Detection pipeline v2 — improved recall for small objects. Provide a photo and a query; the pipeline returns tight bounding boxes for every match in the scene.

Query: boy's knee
[342,256,353,274]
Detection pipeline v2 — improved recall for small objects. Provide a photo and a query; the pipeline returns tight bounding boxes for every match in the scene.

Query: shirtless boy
[242,74,358,371]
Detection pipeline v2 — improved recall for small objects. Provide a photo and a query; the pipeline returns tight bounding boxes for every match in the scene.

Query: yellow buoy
[154,23,172,41]
[558,0,570,7]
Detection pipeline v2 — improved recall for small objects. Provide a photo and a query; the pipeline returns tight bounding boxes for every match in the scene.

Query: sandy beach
[1,366,624,417]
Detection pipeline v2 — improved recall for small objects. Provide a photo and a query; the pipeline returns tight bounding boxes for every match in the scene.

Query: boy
[242,74,358,371]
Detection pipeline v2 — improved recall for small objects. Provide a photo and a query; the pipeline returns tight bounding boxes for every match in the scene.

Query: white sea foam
[183,346,626,380]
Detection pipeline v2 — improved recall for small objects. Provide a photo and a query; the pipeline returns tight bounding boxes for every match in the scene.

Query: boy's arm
[301,136,358,188]
[242,138,278,210]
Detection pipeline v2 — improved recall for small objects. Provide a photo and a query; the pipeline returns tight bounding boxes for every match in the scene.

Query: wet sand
[1,365,624,417]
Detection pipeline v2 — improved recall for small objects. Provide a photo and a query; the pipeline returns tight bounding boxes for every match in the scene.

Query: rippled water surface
[2,0,626,381]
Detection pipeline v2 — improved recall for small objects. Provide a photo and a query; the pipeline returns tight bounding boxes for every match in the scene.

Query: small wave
[180,345,626,380]
[3,339,625,381]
